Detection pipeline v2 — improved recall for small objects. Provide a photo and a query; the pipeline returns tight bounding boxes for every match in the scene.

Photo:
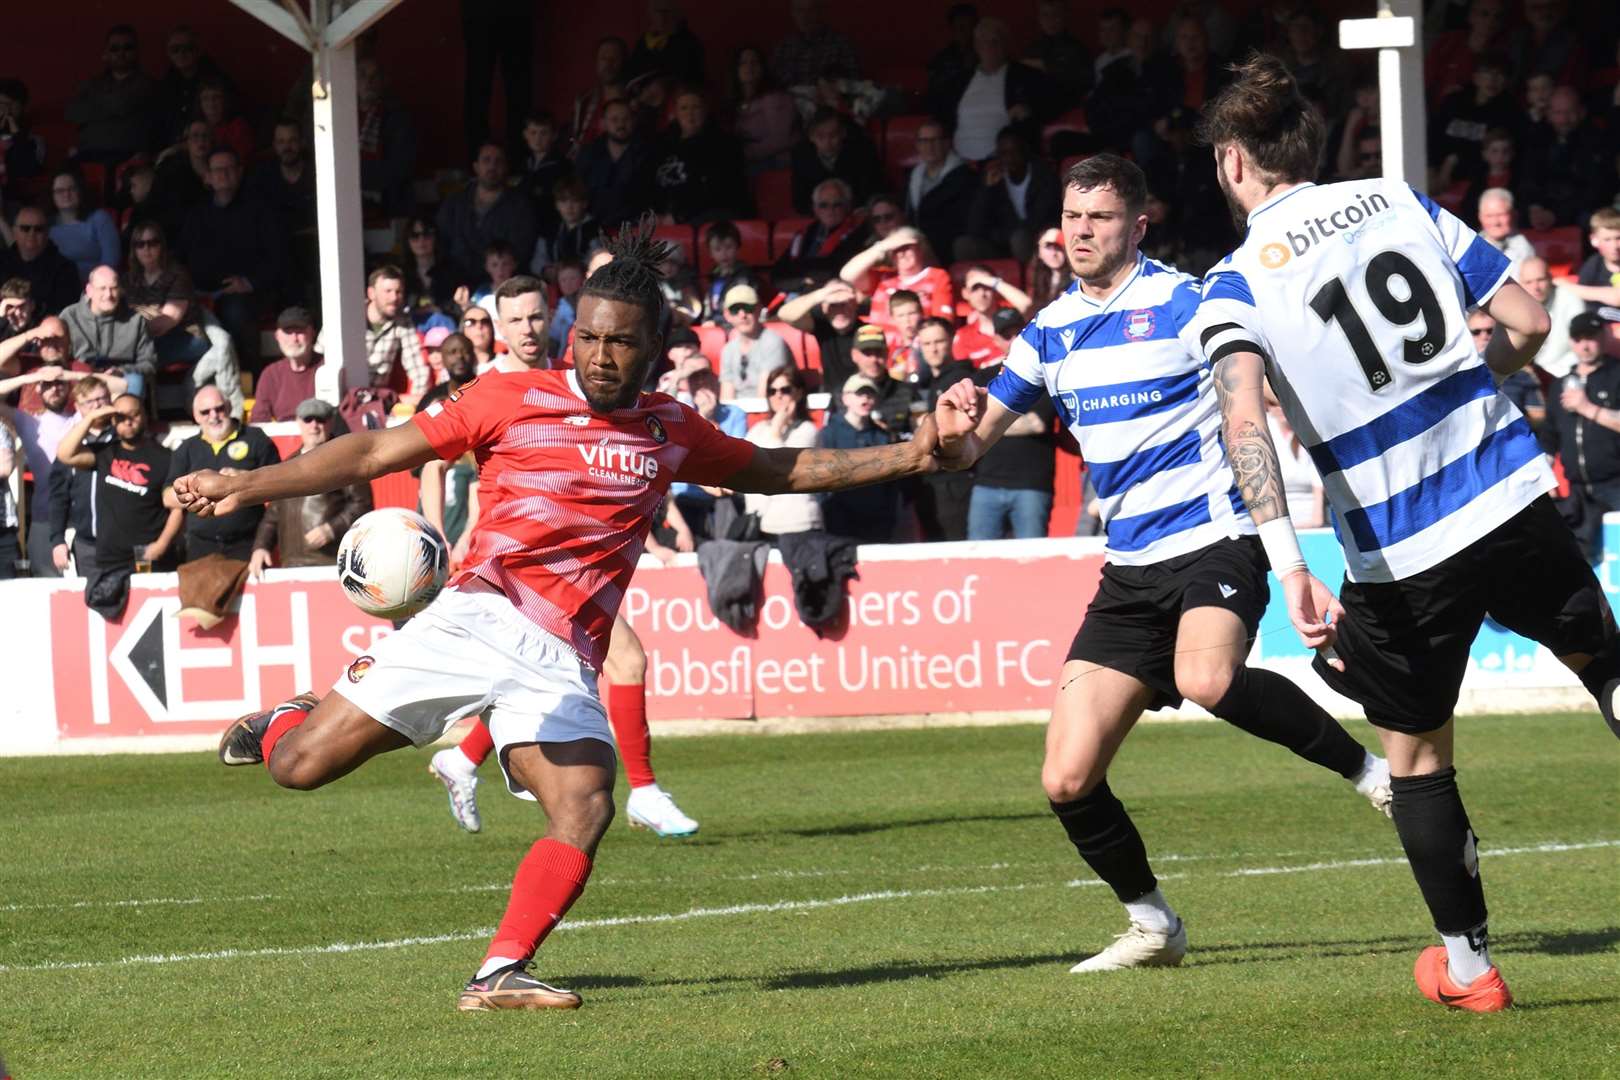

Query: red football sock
[260,705,311,768]
[458,718,495,768]
[605,681,655,788]
[483,838,593,965]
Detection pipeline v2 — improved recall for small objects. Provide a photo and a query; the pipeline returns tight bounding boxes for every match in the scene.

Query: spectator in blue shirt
[818,373,900,543]
[665,366,749,548]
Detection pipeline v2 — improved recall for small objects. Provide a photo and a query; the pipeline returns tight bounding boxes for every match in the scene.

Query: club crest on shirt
[645,415,668,444]
[1123,308,1157,341]
[226,440,250,461]
[447,376,477,403]
[346,655,374,683]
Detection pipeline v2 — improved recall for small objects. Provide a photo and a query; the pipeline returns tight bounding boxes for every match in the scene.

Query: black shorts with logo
[1314,496,1616,734]
[1067,536,1270,711]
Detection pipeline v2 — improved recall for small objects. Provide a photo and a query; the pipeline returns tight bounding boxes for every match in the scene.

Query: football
[335,508,449,620]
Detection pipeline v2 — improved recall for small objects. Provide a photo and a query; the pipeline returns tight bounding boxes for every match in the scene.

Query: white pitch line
[2,839,1614,976]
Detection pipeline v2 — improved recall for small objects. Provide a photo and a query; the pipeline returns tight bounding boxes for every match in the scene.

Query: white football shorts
[332,585,612,800]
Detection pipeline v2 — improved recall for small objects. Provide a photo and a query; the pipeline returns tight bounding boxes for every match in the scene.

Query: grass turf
[1,713,1616,1079]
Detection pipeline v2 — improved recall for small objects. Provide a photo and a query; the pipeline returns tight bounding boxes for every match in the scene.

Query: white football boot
[625,784,699,837]
[1070,918,1188,973]
[428,748,482,833]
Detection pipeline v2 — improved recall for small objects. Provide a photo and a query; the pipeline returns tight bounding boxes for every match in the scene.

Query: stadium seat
[1059,154,1093,177]
[770,217,812,259]
[697,218,771,273]
[75,161,108,202]
[753,169,795,220]
[1524,226,1582,268]
[695,324,728,366]
[652,223,697,267]
[1043,107,1090,158]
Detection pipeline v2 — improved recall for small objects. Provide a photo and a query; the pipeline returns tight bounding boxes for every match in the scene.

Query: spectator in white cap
[718,282,790,399]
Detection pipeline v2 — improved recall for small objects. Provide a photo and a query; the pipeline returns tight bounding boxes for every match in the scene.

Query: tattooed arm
[724,414,940,494]
[1212,350,1286,526]
[1213,349,1347,666]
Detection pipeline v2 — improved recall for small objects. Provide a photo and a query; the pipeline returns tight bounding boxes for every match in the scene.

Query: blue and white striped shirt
[989,253,1254,565]
[1191,179,1553,583]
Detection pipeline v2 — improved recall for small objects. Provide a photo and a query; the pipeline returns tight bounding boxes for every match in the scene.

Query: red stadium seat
[1042,107,1089,156]
[697,218,772,273]
[1524,226,1582,267]
[695,324,728,367]
[1059,154,1093,177]
[871,65,927,95]
[753,169,795,220]
[652,223,697,267]
[770,217,813,259]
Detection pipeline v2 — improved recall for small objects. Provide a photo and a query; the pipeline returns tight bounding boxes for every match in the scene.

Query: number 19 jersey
[1192,179,1554,583]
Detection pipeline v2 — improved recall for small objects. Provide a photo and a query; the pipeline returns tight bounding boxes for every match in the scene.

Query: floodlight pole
[1338,0,1427,188]
[226,0,404,404]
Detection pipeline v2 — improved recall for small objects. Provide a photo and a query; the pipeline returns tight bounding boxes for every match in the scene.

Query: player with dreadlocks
[175,225,944,1012]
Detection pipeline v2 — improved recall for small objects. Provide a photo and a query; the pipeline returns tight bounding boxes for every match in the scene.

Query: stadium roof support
[226,0,406,403]
[1339,0,1428,188]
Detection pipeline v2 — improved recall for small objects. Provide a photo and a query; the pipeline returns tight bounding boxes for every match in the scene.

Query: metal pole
[309,37,370,404]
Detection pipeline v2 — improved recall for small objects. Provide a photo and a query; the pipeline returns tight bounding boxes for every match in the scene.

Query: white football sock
[1123,888,1176,933]
[475,955,524,980]
[1351,751,1388,795]
[1440,923,1492,986]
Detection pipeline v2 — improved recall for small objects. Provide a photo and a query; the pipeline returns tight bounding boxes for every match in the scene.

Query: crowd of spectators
[1,1,1619,591]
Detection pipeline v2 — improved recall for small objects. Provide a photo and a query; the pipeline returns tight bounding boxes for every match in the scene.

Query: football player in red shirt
[176,228,940,1012]
[427,273,700,840]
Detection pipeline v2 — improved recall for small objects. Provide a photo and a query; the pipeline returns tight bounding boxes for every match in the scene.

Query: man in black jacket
[649,90,748,224]
[162,384,281,561]
[180,149,287,368]
[0,207,82,316]
[957,127,1060,263]
[1549,313,1620,563]
[435,143,538,285]
[790,109,883,216]
[47,376,116,575]
[905,119,978,264]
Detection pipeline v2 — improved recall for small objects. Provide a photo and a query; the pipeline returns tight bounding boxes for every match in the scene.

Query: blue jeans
[967,487,1052,540]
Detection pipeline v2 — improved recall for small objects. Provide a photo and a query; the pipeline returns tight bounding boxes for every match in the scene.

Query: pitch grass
[2,715,1616,1079]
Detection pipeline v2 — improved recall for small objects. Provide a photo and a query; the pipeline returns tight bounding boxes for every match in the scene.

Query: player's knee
[266,745,328,791]
[602,640,646,685]
[1176,663,1236,712]
[1042,762,1104,804]
[552,786,616,847]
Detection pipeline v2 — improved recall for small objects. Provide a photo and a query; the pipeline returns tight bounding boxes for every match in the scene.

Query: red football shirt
[952,320,1005,367]
[412,369,755,667]
[870,266,956,323]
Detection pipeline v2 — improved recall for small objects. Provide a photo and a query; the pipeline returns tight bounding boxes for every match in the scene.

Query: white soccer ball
[335,508,449,620]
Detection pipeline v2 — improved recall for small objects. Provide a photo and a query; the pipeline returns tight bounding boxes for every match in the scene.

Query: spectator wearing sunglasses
[399,216,458,328]
[457,306,499,372]
[718,284,790,399]
[773,178,872,292]
[163,383,281,561]
[839,224,956,323]
[65,24,161,166]
[0,207,82,316]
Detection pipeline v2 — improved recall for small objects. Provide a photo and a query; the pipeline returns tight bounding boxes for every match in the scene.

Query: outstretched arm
[174,424,438,519]
[1213,350,1345,666]
[721,415,938,495]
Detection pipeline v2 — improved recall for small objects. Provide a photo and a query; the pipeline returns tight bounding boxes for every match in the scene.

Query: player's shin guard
[458,719,495,767]
[606,682,656,788]
[1209,666,1366,778]
[1050,782,1158,903]
[1390,768,1488,937]
[484,838,593,967]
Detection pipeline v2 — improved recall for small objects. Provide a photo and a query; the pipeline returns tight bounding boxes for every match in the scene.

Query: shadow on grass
[762,951,1074,991]
[763,811,1051,840]
[1183,926,1620,969]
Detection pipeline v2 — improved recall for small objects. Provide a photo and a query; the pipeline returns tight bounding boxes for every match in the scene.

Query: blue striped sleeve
[1407,183,1511,307]
[1202,270,1255,307]
[987,365,1045,414]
